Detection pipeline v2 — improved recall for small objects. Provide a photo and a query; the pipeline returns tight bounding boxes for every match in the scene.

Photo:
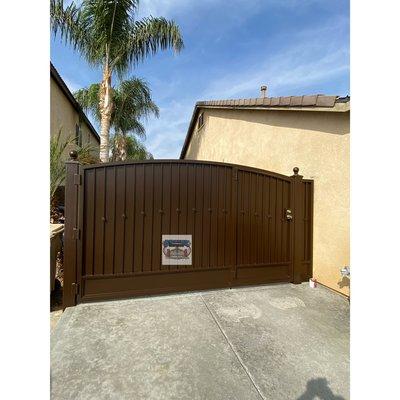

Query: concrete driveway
[51,283,349,400]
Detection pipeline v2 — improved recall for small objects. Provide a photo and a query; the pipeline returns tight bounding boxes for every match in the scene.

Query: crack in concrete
[200,294,266,400]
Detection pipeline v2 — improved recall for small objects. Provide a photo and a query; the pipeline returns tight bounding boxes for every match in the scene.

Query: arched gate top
[80,159,294,182]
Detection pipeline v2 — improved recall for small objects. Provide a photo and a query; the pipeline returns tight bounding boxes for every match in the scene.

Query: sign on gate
[162,234,192,265]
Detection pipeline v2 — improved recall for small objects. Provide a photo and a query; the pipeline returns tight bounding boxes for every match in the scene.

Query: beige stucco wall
[185,107,350,295]
[50,78,99,154]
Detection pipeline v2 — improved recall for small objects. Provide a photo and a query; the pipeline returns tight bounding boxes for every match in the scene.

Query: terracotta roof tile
[263,97,271,106]
[280,96,291,106]
[270,97,280,106]
[195,95,347,109]
[290,96,303,106]
[316,95,336,107]
[302,95,318,106]
[255,98,264,105]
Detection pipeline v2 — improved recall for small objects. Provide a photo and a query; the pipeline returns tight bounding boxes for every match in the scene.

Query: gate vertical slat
[257,174,263,265]
[257,175,263,265]
[224,167,231,267]
[161,164,172,269]
[194,165,203,269]
[249,173,255,265]
[142,165,153,271]
[276,179,282,262]
[210,167,219,268]
[231,167,238,281]
[120,165,130,273]
[93,168,104,275]
[261,176,267,264]
[152,165,163,272]
[202,166,210,269]
[244,172,251,264]
[187,165,196,264]
[101,167,107,275]
[178,163,188,234]
[103,167,116,275]
[217,167,225,266]
[84,169,95,276]
[284,182,290,263]
[270,178,276,263]
[114,166,125,275]
[237,170,242,267]
[169,164,179,270]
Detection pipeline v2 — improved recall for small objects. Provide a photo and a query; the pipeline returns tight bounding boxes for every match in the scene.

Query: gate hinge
[73,174,82,185]
[71,282,80,295]
[72,227,80,240]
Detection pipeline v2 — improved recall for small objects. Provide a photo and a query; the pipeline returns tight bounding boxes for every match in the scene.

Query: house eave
[50,62,100,143]
[179,100,350,159]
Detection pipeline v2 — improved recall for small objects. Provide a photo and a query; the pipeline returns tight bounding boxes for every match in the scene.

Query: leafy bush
[50,130,98,220]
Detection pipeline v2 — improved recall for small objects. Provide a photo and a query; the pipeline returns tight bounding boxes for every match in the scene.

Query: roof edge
[50,62,100,143]
[180,95,350,159]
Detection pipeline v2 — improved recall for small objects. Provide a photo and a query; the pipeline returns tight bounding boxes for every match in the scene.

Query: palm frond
[76,142,100,164]
[112,77,159,138]
[74,83,102,120]
[50,130,74,204]
[74,77,159,140]
[50,0,92,61]
[114,17,184,73]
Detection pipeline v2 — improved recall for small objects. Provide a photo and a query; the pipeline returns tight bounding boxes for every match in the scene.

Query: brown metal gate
[63,159,313,306]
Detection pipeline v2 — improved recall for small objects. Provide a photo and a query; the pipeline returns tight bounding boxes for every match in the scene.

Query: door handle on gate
[285,209,293,221]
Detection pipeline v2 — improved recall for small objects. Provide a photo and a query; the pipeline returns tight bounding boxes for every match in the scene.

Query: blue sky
[51,0,350,159]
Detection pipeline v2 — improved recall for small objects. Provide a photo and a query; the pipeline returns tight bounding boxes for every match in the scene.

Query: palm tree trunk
[99,64,113,162]
[120,131,127,161]
[114,132,127,161]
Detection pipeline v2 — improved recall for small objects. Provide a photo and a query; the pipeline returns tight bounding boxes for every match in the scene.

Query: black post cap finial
[293,167,299,175]
[69,150,78,161]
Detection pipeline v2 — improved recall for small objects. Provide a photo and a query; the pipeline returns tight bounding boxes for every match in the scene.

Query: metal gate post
[291,167,304,284]
[63,151,80,308]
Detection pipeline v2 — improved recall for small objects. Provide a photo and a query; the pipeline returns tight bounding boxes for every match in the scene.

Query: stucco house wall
[184,107,350,296]
[50,64,99,157]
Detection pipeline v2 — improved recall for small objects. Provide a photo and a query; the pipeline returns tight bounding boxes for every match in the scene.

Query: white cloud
[143,19,349,159]
[144,100,193,158]
[136,0,323,18]
[136,0,268,19]
[203,47,349,100]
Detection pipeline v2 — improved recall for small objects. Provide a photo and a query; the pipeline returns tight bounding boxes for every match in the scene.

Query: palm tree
[51,0,183,162]
[74,77,158,160]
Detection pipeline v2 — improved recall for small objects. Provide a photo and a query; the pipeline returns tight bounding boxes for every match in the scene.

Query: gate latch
[285,209,293,221]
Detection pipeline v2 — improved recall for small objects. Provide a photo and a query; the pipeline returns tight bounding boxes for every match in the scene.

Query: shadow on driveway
[297,378,345,400]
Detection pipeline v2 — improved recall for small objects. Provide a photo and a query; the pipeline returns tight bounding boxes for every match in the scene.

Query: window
[75,123,82,147]
[197,112,204,129]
